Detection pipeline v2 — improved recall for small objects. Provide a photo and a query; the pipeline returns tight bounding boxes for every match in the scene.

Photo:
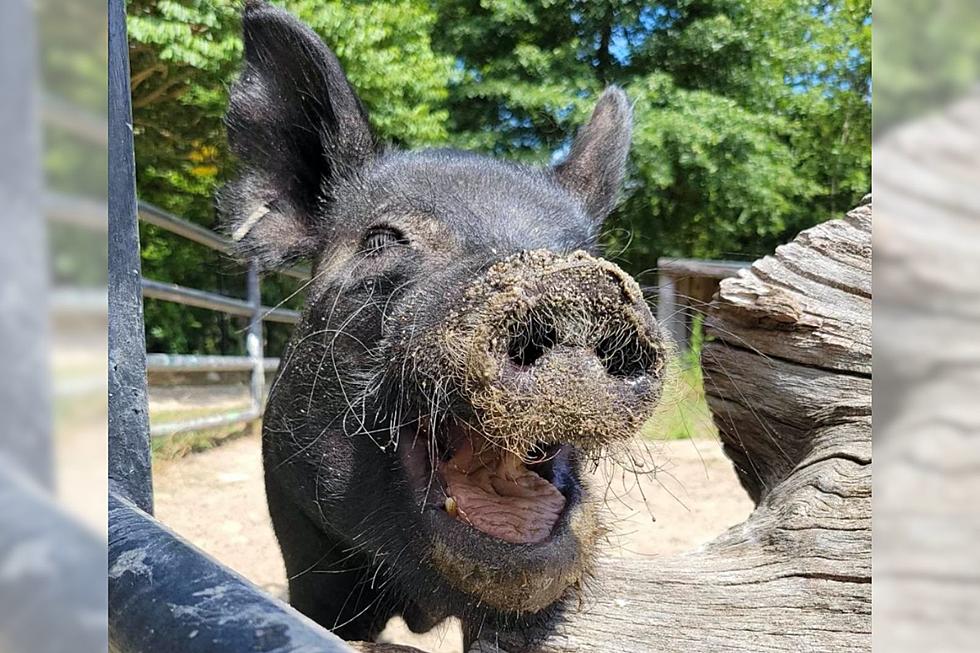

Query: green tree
[874,0,980,133]
[433,0,871,274]
[128,0,870,354]
[127,0,453,355]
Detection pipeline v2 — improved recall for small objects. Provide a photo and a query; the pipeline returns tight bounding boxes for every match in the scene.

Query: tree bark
[478,200,872,652]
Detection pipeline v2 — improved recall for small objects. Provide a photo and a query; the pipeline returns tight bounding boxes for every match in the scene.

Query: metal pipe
[108,0,153,514]
[150,408,262,439]
[138,201,232,255]
[146,354,280,373]
[246,260,265,413]
[141,278,300,324]
[109,492,355,653]
[137,201,310,280]
[142,278,252,316]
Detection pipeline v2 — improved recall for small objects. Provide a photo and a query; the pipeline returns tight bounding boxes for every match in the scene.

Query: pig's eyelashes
[361,226,408,255]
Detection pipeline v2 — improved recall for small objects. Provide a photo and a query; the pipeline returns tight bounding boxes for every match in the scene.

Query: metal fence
[47,164,307,433]
[107,0,354,650]
[137,201,307,437]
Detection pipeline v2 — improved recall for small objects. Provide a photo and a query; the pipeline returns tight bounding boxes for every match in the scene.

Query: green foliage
[128,0,870,355]
[128,0,453,355]
[643,362,716,440]
[286,1,453,145]
[874,0,980,133]
[621,73,813,267]
[435,0,870,272]
[644,315,715,440]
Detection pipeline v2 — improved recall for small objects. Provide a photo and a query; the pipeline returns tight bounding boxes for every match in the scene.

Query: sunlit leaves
[127,0,870,354]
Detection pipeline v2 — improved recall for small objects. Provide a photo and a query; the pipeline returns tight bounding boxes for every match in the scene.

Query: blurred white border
[0,0,107,649]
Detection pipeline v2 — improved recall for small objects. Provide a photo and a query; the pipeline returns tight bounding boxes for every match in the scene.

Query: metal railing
[45,176,307,430]
[136,201,306,437]
[106,0,355,649]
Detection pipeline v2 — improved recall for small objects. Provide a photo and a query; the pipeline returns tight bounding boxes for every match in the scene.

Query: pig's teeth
[445,495,458,518]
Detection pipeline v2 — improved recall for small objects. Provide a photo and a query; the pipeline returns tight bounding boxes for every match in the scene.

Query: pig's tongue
[440,438,565,544]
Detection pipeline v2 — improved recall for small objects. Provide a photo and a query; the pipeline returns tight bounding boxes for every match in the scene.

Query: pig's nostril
[507,315,559,368]
[595,336,652,379]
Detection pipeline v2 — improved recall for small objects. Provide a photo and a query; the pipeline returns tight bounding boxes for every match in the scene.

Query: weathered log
[704,200,871,502]
[478,200,872,652]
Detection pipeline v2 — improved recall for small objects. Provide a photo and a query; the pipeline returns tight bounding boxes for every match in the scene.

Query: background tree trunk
[482,199,872,652]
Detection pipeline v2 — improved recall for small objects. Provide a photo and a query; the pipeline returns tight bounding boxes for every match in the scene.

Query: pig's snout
[502,289,656,382]
[418,249,667,455]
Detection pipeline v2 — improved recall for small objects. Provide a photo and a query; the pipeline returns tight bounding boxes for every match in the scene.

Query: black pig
[219,2,666,649]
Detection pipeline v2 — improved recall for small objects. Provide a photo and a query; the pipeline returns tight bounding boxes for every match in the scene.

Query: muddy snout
[420,249,666,455]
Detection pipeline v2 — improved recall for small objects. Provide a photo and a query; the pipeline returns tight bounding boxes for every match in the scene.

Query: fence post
[108,0,152,513]
[657,271,687,353]
[246,260,264,430]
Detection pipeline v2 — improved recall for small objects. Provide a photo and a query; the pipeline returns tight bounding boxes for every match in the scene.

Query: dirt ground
[153,433,752,652]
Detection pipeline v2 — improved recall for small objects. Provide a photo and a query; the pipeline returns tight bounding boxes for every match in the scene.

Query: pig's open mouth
[439,426,570,544]
[400,419,578,546]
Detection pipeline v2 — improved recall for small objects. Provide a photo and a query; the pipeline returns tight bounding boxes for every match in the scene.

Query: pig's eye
[362,226,407,254]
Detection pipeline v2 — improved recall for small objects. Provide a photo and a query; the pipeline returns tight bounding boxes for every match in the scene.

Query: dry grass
[643,317,717,441]
[150,404,256,459]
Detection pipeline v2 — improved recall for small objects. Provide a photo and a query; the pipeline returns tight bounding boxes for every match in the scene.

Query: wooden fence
[655,257,746,351]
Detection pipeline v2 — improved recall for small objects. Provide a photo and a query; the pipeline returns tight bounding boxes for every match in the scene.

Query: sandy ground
[153,434,752,652]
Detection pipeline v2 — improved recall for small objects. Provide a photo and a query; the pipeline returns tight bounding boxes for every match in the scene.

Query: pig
[219,2,666,649]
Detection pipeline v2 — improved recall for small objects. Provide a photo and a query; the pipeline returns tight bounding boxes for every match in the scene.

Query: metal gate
[107,0,354,649]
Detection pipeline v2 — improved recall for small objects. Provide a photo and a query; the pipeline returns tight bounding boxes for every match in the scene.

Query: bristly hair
[218,0,377,270]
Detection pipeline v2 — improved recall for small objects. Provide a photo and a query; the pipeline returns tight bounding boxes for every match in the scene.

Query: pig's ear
[553,87,633,222]
[219,0,376,268]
